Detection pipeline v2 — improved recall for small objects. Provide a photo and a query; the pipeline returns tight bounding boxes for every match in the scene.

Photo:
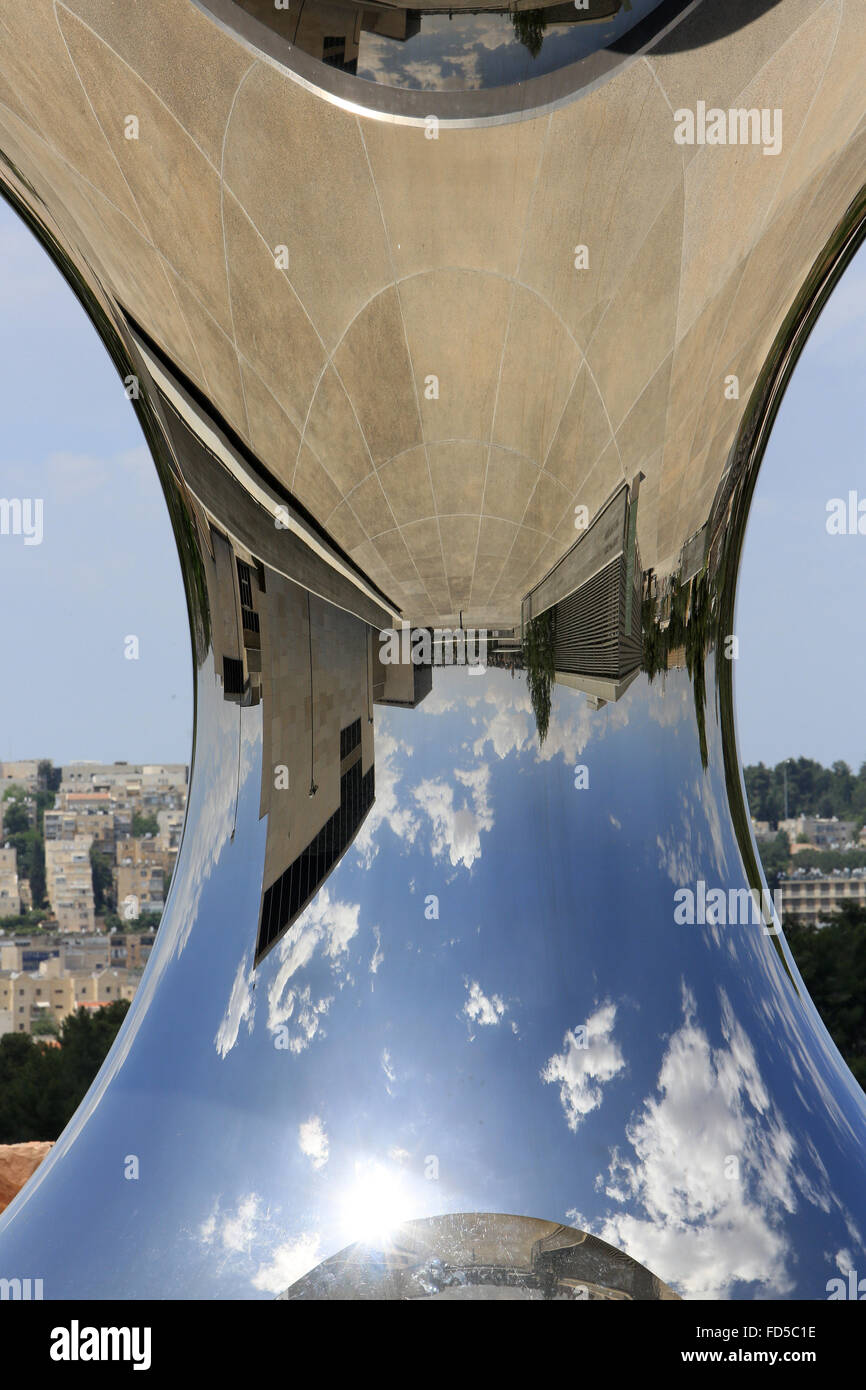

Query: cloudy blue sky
[0,195,864,773]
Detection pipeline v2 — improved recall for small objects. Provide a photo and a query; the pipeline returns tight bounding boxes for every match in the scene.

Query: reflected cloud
[542,1002,626,1131]
[253,1233,322,1294]
[581,986,805,1299]
[381,1048,397,1094]
[264,888,361,1051]
[215,955,256,1059]
[463,979,506,1038]
[298,1116,329,1171]
[412,763,493,870]
[354,731,420,869]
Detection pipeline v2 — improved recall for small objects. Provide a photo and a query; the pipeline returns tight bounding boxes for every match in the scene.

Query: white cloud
[199,1192,321,1294]
[412,762,493,870]
[578,987,808,1299]
[463,979,506,1033]
[252,1232,321,1294]
[354,732,420,868]
[298,1116,329,1170]
[199,1193,261,1257]
[214,955,256,1058]
[381,1047,396,1093]
[369,925,384,975]
[266,888,361,1051]
[542,1002,626,1131]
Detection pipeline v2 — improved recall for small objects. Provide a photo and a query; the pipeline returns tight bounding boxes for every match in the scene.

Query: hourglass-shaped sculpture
[0,0,865,1299]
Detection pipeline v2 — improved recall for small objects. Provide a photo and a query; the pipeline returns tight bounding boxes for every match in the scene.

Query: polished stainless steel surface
[0,0,865,1301]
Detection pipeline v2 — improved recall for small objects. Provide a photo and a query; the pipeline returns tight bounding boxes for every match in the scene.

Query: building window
[340,718,362,761]
[223,656,245,696]
[237,559,260,633]
[257,762,374,960]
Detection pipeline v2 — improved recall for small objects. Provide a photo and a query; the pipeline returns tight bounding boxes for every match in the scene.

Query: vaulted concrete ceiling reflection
[1,0,866,1302]
[0,0,862,627]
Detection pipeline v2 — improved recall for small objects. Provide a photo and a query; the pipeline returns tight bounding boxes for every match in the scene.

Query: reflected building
[234,0,622,82]
[523,478,643,711]
[255,574,377,961]
[197,507,430,961]
[1,0,866,1305]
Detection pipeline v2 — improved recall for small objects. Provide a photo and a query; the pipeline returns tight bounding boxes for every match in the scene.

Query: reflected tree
[511,9,548,58]
[523,608,556,745]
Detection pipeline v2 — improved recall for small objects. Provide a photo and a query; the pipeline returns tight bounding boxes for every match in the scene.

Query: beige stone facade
[258,567,374,889]
[0,761,41,793]
[777,874,866,927]
[0,847,20,917]
[0,972,75,1034]
[44,836,95,934]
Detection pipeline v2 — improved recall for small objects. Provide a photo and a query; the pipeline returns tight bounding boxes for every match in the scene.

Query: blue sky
[0,198,192,766]
[735,241,866,771]
[0,194,864,773]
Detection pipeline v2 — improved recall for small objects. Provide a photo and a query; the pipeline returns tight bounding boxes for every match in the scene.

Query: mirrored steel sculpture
[1,0,866,1300]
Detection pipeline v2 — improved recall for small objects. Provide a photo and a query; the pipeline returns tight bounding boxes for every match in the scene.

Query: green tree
[37,759,62,793]
[131,812,159,838]
[523,609,556,747]
[31,1014,59,1037]
[6,828,45,906]
[784,905,866,1089]
[0,1001,131,1143]
[90,846,114,914]
[758,830,790,891]
[2,798,30,835]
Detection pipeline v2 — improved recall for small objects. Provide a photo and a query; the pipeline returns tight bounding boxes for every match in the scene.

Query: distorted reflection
[278,1214,680,1299]
[230,0,665,91]
[1,0,865,1307]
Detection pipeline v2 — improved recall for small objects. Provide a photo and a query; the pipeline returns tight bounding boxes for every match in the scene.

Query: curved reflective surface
[278,1214,680,1299]
[226,0,668,93]
[0,0,865,1301]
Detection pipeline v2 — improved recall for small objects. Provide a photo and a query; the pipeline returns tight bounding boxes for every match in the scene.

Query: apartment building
[116,863,166,919]
[0,965,135,1034]
[108,932,156,971]
[778,816,857,849]
[67,968,136,1007]
[0,847,20,916]
[44,836,95,934]
[0,971,75,1033]
[777,870,866,925]
[0,760,42,793]
[61,762,187,805]
[157,809,185,848]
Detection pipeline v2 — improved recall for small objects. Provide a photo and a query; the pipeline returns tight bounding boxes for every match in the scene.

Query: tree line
[0,1001,129,1143]
[745,757,866,827]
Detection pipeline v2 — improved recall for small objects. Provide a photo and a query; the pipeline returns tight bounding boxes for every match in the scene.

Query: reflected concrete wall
[0,1,862,629]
